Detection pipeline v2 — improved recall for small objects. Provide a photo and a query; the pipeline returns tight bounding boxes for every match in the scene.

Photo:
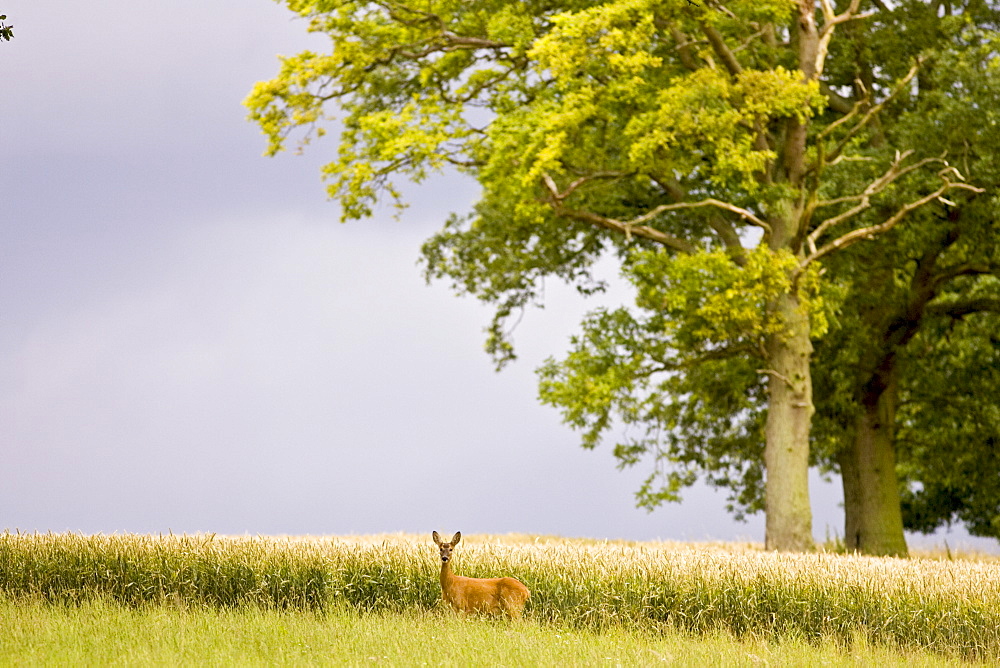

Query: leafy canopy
[246,0,979,517]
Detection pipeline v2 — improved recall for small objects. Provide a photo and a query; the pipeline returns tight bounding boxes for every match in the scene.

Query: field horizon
[8,529,996,561]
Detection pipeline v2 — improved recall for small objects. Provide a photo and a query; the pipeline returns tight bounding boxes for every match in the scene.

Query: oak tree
[247,0,978,550]
[811,12,1000,555]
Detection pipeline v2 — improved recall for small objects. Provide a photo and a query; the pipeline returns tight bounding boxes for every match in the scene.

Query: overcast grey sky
[1,1,992,551]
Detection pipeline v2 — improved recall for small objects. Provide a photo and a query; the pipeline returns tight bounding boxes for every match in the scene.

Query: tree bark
[764,291,815,551]
[755,0,820,553]
[842,361,909,556]
[838,438,862,550]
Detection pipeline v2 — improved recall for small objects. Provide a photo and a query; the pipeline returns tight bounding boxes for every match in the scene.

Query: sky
[1,1,994,552]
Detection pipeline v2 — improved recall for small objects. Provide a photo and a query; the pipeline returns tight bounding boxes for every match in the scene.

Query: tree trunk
[842,369,909,556]
[763,291,815,551]
[838,442,862,551]
[755,0,819,554]
[837,223,962,556]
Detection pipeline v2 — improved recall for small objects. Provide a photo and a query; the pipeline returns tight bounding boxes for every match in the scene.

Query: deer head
[432,531,461,563]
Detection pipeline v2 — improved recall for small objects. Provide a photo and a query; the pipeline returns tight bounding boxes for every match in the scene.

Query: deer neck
[440,560,456,589]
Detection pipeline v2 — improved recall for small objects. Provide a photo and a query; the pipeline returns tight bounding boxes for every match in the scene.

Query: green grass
[1,532,998,662]
[0,597,974,667]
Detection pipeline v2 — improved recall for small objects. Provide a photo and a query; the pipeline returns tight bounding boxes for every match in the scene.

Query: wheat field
[1,532,998,662]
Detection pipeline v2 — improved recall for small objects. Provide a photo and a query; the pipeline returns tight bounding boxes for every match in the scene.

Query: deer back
[441,572,530,618]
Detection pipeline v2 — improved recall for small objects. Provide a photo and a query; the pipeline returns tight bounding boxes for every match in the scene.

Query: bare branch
[757,368,796,389]
[825,155,875,167]
[543,171,633,202]
[650,174,747,262]
[560,207,699,253]
[369,3,512,66]
[628,198,772,237]
[706,216,748,263]
[649,174,686,202]
[797,172,984,277]
[377,1,443,28]
[440,31,510,51]
[823,61,921,166]
[542,172,766,253]
[669,25,699,71]
[541,172,561,198]
[807,152,946,252]
[442,155,483,169]
[818,82,867,140]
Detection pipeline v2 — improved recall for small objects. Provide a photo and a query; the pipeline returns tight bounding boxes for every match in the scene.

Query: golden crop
[1,532,997,660]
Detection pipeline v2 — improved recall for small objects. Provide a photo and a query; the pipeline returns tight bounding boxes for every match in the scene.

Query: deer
[431,531,530,619]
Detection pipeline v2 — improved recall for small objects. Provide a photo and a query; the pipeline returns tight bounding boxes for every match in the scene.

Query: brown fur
[432,531,530,619]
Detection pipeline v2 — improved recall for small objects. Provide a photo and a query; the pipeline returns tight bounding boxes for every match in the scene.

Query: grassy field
[1,532,998,665]
[0,597,973,667]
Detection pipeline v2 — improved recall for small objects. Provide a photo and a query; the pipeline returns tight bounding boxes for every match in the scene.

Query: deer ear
[432,531,442,545]
[451,531,461,545]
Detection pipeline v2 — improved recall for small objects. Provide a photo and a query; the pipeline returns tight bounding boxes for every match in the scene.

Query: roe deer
[432,531,530,619]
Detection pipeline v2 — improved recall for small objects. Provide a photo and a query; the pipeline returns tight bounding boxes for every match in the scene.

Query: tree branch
[559,206,699,253]
[817,83,867,140]
[650,174,747,262]
[542,172,767,254]
[807,151,948,252]
[926,297,1000,319]
[700,22,742,76]
[815,0,870,77]
[542,173,697,253]
[796,171,984,277]
[822,60,921,166]
[933,262,1000,288]
[629,198,771,238]
[371,3,511,63]
[668,25,699,71]
[543,171,633,201]
[440,31,510,51]
[377,1,443,28]
[819,82,855,115]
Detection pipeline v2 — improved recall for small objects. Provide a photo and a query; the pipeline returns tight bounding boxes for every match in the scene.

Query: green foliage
[897,313,1000,539]
[622,67,823,193]
[0,14,12,42]
[536,246,841,514]
[630,247,797,346]
[538,319,768,514]
[245,0,544,220]
[246,0,825,229]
